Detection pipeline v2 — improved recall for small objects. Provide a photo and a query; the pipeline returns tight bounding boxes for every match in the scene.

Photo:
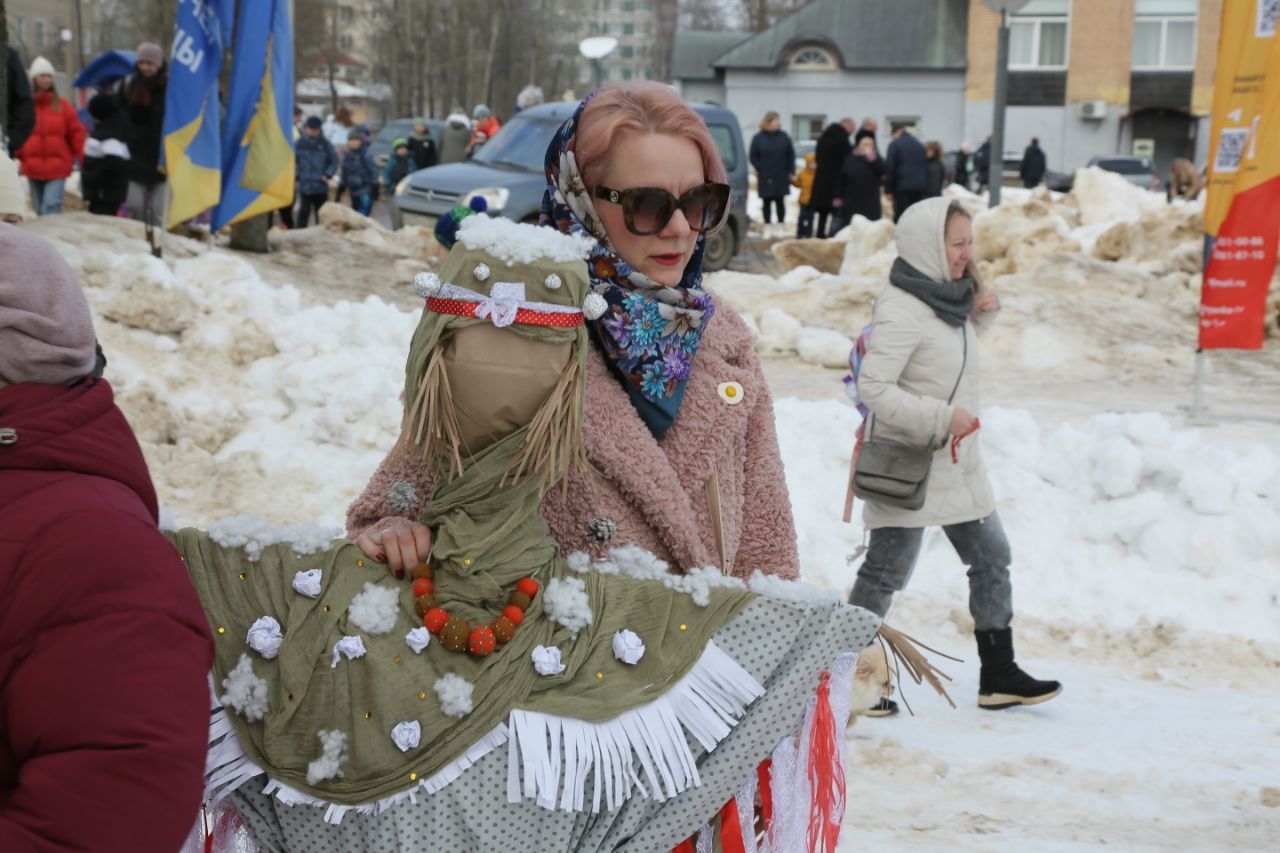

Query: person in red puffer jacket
[13,57,85,216]
[0,223,214,851]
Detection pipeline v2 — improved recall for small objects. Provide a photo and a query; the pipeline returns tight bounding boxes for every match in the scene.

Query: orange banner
[1199,0,1280,349]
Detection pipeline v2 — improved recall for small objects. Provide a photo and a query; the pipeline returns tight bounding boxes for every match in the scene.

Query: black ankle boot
[975,628,1062,710]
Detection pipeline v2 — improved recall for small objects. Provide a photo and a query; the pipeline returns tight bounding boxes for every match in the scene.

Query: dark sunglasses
[593,181,731,236]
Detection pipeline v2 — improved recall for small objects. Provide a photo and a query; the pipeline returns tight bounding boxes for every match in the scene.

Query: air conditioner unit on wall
[1079,100,1107,120]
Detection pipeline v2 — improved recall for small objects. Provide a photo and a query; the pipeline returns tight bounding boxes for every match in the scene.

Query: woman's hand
[974,283,1000,312]
[949,406,978,437]
[355,518,432,579]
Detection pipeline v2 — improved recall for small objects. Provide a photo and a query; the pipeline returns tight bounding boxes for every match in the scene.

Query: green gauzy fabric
[173,530,750,807]
[173,227,755,808]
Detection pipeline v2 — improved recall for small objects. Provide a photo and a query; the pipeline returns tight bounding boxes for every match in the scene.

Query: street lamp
[578,36,617,90]
[981,0,1030,207]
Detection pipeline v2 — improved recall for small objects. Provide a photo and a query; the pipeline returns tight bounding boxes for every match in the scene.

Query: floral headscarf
[539,95,716,439]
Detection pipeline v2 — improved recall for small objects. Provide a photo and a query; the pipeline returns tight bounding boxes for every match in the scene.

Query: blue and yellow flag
[162,0,234,227]
[212,0,295,230]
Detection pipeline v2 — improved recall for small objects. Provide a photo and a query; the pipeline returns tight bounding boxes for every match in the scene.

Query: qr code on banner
[1261,0,1279,37]
[1215,128,1250,173]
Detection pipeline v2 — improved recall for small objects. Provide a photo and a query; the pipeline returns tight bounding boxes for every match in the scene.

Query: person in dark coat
[295,116,339,227]
[854,117,878,153]
[924,140,946,198]
[884,125,929,222]
[832,135,886,230]
[81,93,131,216]
[1020,137,1046,188]
[749,111,795,225]
[954,142,971,191]
[408,121,438,170]
[5,48,35,154]
[338,130,378,217]
[116,42,169,226]
[810,122,852,238]
[974,137,992,192]
[0,224,213,851]
[383,137,417,189]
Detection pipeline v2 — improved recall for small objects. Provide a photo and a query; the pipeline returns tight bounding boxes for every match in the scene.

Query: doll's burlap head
[402,217,600,492]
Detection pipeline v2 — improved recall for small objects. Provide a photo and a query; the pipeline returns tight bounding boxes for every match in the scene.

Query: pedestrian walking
[295,116,338,227]
[338,130,377,217]
[975,136,992,193]
[439,109,471,165]
[15,57,85,216]
[924,140,946,198]
[0,151,25,224]
[749,111,795,226]
[117,42,169,226]
[4,47,35,154]
[854,117,879,152]
[793,152,817,237]
[884,124,928,222]
[850,197,1061,713]
[811,122,852,238]
[833,135,886,228]
[384,137,417,189]
[322,106,354,152]
[407,121,438,170]
[954,142,972,191]
[1020,137,1046,188]
[81,93,131,217]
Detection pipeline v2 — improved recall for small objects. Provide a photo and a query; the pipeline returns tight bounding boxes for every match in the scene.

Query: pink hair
[575,83,728,192]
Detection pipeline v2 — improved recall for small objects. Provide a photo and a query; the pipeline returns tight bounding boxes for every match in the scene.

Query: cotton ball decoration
[220,654,270,722]
[348,582,400,635]
[305,730,349,785]
[543,576,593,635]
[413,271,442,299]
[582,292,608,321]
[434,673,475,718]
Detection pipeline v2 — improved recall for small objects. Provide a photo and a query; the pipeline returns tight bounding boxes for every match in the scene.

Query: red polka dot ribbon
[426,296,584,329]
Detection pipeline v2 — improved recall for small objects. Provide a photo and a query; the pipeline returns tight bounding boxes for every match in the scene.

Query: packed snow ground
[25,182,1280,846]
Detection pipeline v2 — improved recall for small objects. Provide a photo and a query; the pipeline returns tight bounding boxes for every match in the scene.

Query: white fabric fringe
[199,640,763,824]
[505,640,764,813]
[766,652,858,852]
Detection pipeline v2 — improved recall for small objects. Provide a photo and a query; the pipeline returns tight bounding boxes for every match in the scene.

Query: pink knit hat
[136,42,164,67]
[0,223,96,384]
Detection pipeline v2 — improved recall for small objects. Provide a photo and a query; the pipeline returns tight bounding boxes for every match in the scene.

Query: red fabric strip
[758,757,774,830]
[426,296,583,328]
[720,797,746,853]
[671,838,697,853]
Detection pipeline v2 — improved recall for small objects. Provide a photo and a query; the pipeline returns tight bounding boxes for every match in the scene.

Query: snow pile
[717,168,1278,379]
[31,215,421,529]
[777,398,1280,648]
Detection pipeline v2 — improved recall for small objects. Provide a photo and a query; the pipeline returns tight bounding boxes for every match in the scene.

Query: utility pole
[982,1,1030,208]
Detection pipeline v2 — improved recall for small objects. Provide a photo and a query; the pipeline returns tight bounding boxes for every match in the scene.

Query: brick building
[674,0,1225,178]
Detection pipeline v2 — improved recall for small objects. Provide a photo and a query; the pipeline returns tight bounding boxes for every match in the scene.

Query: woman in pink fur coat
[350,83,798,581]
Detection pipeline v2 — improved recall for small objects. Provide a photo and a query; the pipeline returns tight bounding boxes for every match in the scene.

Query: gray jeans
[849,512,1013,631]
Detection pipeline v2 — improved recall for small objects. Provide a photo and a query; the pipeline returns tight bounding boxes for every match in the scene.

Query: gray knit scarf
[889,257,973,327]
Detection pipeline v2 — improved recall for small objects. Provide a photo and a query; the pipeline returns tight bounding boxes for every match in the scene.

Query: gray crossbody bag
[853,330,967,511]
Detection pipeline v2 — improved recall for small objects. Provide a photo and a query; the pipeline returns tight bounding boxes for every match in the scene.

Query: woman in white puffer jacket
[852,196,1061,713]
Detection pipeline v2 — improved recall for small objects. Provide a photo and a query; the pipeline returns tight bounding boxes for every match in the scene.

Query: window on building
[339,5,353,22]
[1132,0,1196,69]
[339,34,353,50]
[788,46,837,71]
[1009,0,1069,69]
[13,18,24,43]
[623,68,633,80]
[621,45,634,58]
[623,0,635,10]
[791,114,826,143]
[623,22,634,35]
[34,19,47,48]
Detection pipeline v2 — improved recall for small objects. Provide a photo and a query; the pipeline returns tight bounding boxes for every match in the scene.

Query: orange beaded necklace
[410,562,540,657]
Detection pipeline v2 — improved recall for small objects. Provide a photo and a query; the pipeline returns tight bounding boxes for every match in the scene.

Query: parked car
[370,117,446,169]
[1087,155,1162,191]
[390,101,750,271]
